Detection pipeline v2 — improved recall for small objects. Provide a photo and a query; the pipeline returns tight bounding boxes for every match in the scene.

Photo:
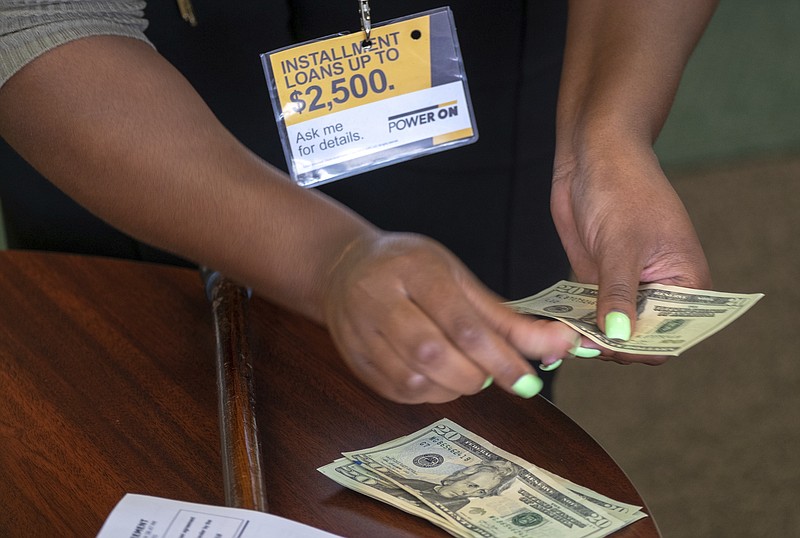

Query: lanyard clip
[176,0,197,26]
[359,0,372,49]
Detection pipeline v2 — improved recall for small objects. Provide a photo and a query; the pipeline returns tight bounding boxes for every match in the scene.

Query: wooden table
[0,251,660,537]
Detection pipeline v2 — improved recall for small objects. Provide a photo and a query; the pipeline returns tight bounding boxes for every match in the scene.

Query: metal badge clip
[359,0,372,49]
[176,0,198,26]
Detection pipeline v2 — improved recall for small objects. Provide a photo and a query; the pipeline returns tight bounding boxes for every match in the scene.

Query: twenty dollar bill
[323,419,645,538]
[506,281,764,356]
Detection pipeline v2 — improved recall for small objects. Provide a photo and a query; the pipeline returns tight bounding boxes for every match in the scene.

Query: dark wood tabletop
[0,250,660,537]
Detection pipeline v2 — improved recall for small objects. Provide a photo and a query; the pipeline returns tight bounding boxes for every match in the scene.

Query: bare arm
[551,1,716,361]
[558,0,719,149]
[0,35,579,401]
[0,36,371,321]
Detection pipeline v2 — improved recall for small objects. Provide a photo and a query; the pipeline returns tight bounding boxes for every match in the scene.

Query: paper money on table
[320,418,646,538]
[534,469,646,526]
[505,280,764,356]
[318,458,464,536]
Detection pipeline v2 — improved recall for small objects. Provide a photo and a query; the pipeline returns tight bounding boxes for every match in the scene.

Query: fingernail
[605,311,631,341]
[574,347,601,358]
[481,376,494,390]
[511,374,543,399]
[539,359,563,372]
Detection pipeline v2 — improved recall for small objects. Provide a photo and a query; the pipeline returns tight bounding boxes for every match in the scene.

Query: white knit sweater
[0,0,152,87]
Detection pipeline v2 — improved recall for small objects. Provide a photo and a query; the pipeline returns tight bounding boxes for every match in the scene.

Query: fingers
[372,279,545,400]
[331,302,511,404]
[326,293,466,404]
[333,318,464,404]
[323,233,582,403]
[379,296,493,396]
[504,315,582,363]
[460,276,583,363]
[598,293,635,343]
[410,262,589,399]
[592,243,642,343]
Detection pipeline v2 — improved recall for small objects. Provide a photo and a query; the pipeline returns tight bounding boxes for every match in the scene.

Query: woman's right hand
[322,232,581,403]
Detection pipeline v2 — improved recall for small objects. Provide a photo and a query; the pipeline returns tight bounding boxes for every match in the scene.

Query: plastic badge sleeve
[261,7,478,188]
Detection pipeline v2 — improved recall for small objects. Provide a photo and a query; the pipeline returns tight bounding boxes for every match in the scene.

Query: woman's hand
[322,232,581,403]
[551,144,712,365]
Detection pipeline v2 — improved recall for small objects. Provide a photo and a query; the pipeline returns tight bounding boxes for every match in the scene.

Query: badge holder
[261,5,479,188]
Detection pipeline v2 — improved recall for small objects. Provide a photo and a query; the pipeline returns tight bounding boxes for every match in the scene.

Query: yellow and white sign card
[262,8,478,187]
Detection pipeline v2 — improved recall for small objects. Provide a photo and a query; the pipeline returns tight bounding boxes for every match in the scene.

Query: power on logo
[387,102,459,132]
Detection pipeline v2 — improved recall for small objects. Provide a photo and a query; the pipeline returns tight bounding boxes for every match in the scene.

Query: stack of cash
[505,280,763,356]
[319,419,648,537]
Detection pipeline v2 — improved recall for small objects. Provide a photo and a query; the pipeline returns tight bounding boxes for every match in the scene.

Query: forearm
[0,35,376,322]
[557,0,718,157]
[549,1,714,345]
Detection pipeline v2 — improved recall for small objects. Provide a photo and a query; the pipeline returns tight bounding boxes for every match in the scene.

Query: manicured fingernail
[511,374,543,399]
[481,376,494,390]
[539,359,563,372]
[574,347,602,358]
[605,311,631,341]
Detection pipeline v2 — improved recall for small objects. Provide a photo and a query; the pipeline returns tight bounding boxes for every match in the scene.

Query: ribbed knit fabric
[0,0,151,87]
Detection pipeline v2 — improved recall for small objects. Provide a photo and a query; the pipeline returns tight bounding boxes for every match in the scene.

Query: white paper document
[97,494,342,538]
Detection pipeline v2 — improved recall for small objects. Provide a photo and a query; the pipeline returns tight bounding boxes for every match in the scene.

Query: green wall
[656,0,800,168]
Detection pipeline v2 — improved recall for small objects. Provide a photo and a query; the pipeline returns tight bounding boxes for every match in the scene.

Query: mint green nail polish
[605,311,631,341]
[574,347,601,358]
[539,359,563,372]
[512,374,543,399]
[481,376,494,390]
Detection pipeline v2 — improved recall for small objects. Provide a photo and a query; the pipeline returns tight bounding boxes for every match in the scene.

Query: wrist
[554,121,658,178]
[316,229,382,323]
[557,110,655,158]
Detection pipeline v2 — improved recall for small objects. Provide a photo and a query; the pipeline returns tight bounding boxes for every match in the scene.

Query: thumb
[596,261,642,341]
